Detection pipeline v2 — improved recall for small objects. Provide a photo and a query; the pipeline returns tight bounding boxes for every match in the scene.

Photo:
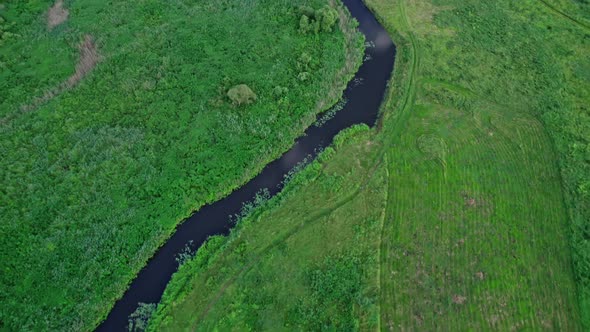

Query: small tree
[297,72,310,82]
[227,84,257,106]
[273,85,288,97]
[299,14,311,34]
[297,5,338,35]
[296,52,312,71]
[318,6,338,32]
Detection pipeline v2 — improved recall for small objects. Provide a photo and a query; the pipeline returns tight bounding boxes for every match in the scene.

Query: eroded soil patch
[47,0,69,30]
[20,35,100,113]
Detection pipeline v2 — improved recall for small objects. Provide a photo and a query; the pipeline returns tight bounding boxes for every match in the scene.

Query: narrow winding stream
[97,0,395,330]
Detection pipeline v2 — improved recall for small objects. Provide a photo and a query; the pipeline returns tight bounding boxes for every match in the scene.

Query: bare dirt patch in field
[460,190,494,216]
[452,294,467,305]
[47,0,69,30]
[67,35,100,87]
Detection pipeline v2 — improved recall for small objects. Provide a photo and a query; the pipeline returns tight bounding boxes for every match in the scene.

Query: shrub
[299,14,311,34]
[273,85,288,97]
[297,72,311,82]
[128,303,156,332]
[299,15,319,34]
[227,84,257,106]
[318,5,338,32]
[297,52,312,70]
[297,5,338,35]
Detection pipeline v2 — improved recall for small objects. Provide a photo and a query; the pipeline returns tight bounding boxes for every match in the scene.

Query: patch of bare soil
[460,190,494,216]
[47,0,69,30]
[67,35,100,87]
[452,294,467,305]
[19,35,100,114]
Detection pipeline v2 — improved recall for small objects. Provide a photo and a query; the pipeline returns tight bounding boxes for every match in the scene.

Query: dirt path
[1,3,100,122]
[47,0,69,30]
[19,35,100,113]
[67,35,101,87]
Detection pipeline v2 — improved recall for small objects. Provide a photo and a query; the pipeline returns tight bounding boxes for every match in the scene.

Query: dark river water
[96,0,395,330]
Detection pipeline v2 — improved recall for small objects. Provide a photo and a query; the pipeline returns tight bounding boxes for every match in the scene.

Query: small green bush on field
[286,254,363,330]
[227,84,257,106]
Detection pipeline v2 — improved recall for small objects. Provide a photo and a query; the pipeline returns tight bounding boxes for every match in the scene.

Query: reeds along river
[96,0,395,330]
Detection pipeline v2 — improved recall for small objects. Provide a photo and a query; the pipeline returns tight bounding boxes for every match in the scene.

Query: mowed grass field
[149,0,589,330]
[380,104,578,329]
[0,0,363,330]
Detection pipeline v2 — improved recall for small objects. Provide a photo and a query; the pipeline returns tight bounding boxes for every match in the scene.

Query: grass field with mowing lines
[380,103,578,330]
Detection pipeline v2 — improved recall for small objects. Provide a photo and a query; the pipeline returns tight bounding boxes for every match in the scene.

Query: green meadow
[149,0,590,330]
[0,0,363,330]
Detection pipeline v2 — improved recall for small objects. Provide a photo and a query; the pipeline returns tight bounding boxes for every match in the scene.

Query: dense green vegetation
[150,0,589,329]
[0,0,364,330]
[150,126,388,331]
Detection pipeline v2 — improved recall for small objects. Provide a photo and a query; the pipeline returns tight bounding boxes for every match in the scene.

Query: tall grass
[0,0,363,330]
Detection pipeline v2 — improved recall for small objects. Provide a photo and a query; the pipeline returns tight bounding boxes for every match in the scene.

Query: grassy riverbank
[150,0,588,329]
[0,0,363,330]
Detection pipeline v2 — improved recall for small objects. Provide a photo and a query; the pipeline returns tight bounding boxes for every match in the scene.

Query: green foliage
[318,5,339,32]
[297,71,311,81]
[296,51,313,71]
[128,303,157,332]
[227,84,257,106]
[272,85,288,97]
[298,14,312,34]
[298,5,317,18]
[287,254,363,330]
[333,123,370,148]
[0,15,19,46]
[0,0,363,330]
[298,4,338,34]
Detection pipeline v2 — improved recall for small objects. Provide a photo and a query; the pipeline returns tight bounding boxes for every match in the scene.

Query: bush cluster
[0,16,19,46]
[298,5,338,34]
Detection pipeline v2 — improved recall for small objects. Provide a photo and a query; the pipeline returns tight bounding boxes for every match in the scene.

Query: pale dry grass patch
[406,0,454,37]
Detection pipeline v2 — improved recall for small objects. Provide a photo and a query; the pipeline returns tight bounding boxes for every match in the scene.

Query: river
[96,0,395,330]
